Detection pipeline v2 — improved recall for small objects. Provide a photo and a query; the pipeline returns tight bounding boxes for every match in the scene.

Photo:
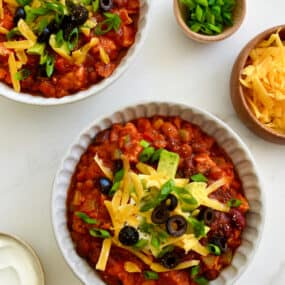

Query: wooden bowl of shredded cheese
[231,25,285,144]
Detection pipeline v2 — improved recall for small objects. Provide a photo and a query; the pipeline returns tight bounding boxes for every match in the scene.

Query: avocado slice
[157,150,180,179]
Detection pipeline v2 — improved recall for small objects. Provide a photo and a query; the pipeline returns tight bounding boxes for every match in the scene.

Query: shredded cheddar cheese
[240,31,285,134]
[0,0,3,19]
[99,46,110,65]
[0,27,8,34]
[124,262,141,273]
[17,19,37,43]
[4,40,34,50]
[94,154,113,181]
[186,180,230,213]
[16,50,28,65]
[8,53,20,92]
[95,238,112,271]
[72,37,99,65]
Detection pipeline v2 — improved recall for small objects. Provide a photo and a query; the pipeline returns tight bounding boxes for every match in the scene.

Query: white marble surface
[0,0,284,284]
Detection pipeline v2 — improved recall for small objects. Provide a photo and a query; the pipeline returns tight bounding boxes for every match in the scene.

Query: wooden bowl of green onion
[173,0,246,43]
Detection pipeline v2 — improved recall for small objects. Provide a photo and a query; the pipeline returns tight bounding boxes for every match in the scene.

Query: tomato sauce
[67,116,249,285]
[0,0,139,98]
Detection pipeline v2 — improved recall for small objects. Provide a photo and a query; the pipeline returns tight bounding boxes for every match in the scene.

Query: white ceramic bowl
[52,102,264,285]
[0,1,151,106]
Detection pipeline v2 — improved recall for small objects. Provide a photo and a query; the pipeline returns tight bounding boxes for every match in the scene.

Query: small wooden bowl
[173,0,246,43]
[231,25,285,145]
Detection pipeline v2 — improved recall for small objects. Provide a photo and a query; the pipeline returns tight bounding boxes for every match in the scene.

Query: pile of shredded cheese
[94,154,229,272]
[240,30,285,134]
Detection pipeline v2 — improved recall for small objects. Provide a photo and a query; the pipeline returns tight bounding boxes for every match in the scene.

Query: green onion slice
[132,239,148,250]
[207,243,221,256]
[75,212,98,224]
[14,69,31,81]
[143,271,159,280]
[227,198,242,208]
[139,146,155,162]
[190,265,200,277]
[140,139,150,148]
[45,54,55,78]
[89,228,111,239]
[67,27,79,51]
[194,276,209,285]
[191,173,208,182]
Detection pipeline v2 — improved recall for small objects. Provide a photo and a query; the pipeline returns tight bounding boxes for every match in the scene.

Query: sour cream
[0,234,45,285]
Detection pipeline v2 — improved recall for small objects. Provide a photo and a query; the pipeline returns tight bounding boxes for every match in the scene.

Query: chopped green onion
[109,169,124,196]
[55,30,64,48]
[27,43,46,56]
[140,179,175,212]
[45,54,55,78]
[187,217,205,238]
[114,169,124,182]
[194,276,209,285]
[75,212,98,224]
[227,198,242,208]
[190,265,200,277]
[151,148,163,163]
[151,234,160,249]
[16,0,32,6]
[67,27,79,51]
[139,147,155,162]
[95,12,121,36]
[89,228,111,239]
[143,271,159,280]
[208,243,221,256]
[6,28,20,40]
[92,0,100,12]
[140,140,150,148]
[14,69,31,81]
[191,173,208,183]
[38,18,49,34]
[132,239,148,250]
[157,245,174,258]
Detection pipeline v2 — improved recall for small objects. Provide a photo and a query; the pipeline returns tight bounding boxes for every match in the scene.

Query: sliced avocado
[27,43,46,56]
[157,150,179,179]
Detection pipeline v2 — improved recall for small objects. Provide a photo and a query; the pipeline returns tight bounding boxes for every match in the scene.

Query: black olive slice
[13,7,26,24]
[70,5,89,26]
[38,27,52,43]
[98,177,112,195]
[166,215,187,237]
[99,0,113,11]
[118,226,139,246]
[209,235,228,253]
[161,194,178,211]
[151,205,169,224]
[159,252,180,269]
[203,208,215,226]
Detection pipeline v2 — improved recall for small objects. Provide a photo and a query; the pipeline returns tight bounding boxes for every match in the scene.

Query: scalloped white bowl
[0,1,151,106]
[52,102,264,285]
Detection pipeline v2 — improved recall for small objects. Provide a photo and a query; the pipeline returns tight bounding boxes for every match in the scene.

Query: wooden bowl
[173,0,246,43]
[231,25,285,145]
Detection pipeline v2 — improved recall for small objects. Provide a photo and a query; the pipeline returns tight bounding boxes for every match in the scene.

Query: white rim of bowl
[0,0,152,106]
[51,101,265,285]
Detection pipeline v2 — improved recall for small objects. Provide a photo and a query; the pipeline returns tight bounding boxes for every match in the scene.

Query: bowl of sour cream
[0,233,45,285]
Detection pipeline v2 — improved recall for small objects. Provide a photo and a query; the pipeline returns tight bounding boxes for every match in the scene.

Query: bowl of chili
[52,102,264,285]
[0,0,150,105]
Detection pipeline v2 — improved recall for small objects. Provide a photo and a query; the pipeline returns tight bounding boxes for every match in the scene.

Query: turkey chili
[67,116,249,285]
[0,0,139,97]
